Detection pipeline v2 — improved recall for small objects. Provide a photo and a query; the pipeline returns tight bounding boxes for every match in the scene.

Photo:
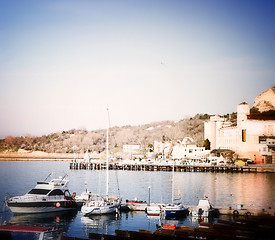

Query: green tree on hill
[203,138,211,150]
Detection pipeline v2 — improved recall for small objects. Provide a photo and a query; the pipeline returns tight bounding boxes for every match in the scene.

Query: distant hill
[0,114,209,154]
[1,86,274,154]
[253,86,275,112]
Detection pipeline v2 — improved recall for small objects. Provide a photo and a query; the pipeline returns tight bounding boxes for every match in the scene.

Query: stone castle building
[204,102,275,164]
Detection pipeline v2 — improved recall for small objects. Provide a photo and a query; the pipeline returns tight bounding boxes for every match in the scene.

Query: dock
[69,162,275,173]
[120,202,275,218]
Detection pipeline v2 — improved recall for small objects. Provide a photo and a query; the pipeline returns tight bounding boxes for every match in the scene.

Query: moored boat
[146,206,161,216]
[80,109,121,216]
[81,194,121,216]
[6,174,77,214]
[74,190,92,207]
[164,161,188,218]
[191,196,219,218]
[164,203,188,218]
[125,199,148,211]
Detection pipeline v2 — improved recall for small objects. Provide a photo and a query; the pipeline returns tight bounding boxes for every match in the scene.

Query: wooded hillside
[0,114,215,154]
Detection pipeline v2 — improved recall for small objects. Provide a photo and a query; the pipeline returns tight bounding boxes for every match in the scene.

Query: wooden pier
[69,162,275,173]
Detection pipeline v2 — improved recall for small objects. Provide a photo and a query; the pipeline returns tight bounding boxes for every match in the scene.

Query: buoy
[56,202,60,208]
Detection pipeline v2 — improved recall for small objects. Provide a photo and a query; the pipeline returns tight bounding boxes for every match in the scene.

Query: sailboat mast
[172,160,174,203]
[106,108,109,197]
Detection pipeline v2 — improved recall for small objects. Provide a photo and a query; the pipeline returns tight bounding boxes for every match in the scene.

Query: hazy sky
[0,0,274,138]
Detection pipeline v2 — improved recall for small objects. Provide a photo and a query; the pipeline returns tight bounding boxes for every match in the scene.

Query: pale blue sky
[0,0,274,138]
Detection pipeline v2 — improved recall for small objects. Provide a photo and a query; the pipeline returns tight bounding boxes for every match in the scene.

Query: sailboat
[164,161,188,218]
[81,109,121,216]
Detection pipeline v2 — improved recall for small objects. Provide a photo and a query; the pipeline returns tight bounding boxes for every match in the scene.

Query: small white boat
[74,189,92,207]
[81,194,121,215]
[74,181,91,207]
[146,206,161,216]
[125,199,148,211]
[191,196,219,218]
[6,174,77,214]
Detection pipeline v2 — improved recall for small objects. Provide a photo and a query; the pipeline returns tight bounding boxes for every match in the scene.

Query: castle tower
[237,102,250,126]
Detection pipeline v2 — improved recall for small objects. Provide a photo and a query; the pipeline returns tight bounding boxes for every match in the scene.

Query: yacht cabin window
[28,189,51,195]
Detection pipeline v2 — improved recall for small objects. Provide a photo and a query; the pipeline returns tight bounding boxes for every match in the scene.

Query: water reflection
[1,161,275,239]
[174,172,275,209]
[9,210,77,226]
[81,213,120,235]
[5,211,77,240]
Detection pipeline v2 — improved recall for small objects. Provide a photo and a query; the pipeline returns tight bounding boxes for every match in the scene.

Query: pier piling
[69,162,275,173]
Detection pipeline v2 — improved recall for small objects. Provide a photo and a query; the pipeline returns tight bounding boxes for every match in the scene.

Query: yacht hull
[7,200,77,214]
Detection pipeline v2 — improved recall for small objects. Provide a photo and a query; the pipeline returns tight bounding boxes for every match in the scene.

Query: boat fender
[56,202,61,208]
[245,211,251,216]
[233,210,239,216]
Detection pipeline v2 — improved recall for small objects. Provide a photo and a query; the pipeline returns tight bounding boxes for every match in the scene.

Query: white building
[172,144,210,159]
[154,138,210,159]
[154,140,172,157]
[123,144,140,154]
[204,102,275,164]
[204,115,232,150]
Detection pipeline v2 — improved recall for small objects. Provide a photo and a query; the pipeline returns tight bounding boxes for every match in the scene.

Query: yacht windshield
[28,189,51,195]
[48,189,64,196]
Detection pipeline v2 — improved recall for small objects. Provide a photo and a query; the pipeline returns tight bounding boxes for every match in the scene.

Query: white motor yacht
[6,174,77,214]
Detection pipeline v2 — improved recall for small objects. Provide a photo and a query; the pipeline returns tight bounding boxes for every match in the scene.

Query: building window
[242,129,246,142]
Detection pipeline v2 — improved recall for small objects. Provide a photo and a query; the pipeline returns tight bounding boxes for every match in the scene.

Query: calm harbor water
[0,161,275,239]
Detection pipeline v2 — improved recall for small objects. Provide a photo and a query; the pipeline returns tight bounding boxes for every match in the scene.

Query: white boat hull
[7,198,77,214]
[146,206,160,216]
[8,206,75,214]
[81,204,119,215]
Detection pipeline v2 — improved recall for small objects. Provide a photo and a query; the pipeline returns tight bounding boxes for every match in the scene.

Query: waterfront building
[204,115,232,150]
[204,102,275,164]
[154,140,172,158]
[123,143,141,154]
[172,144,210,159]
[154,138,210,159]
